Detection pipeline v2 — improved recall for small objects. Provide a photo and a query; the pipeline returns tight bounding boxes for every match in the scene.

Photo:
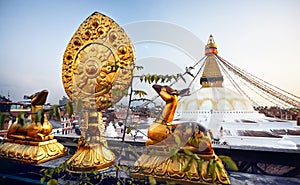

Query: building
[59,96,69,107]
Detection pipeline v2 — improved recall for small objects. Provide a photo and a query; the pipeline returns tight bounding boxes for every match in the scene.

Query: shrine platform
[0,135,300,185]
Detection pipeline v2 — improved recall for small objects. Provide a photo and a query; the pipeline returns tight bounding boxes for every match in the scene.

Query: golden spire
[200,35,223,87]
[205,34,218,55]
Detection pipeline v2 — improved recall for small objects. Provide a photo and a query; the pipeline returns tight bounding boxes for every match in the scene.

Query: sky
[0,0,299,105]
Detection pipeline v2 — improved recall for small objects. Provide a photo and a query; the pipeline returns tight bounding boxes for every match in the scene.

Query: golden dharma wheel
[62,12,135,110]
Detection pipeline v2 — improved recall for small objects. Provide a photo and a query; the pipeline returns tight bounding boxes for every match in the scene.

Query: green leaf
[40,168,45,173]
[183,157,193,172]
[57,168,61,175]
[211,160,217,182]
[49,108,54,119]
[196,159,204,175]
[169,147,176,159]
[76,99,83,113]
[172,75,178,82]
[116,164,122,170]
[49,168,54,177]
[171,151,179,161]
[61,162,66,170]
[134,90,147,98]
[174,134,181,147]
[166,181,176,185]
[136,66,143,70]
[145,73,149,83]
[52,105,61,121]
[166,75,173,82]
[187,172,192,178]
[161,76,166,83]
[154,75,160,83]
[92,169,97,175]
[164,75,169,82]
[193,153,200,160]
[47,179,58,185]
[206,160,211,175]
[183,149,193,156]
[148,176,156,185]
[219,155,238,171]
[146,74,151,84]
[66,101,73,117]
[0,113,8,130]
[36,109,45,125]
[40,177,46,184]
[179,74,186,83]
[139,74,144,82]
[126,127,131,134]
[151,75,155,83]
[17,113,25,126]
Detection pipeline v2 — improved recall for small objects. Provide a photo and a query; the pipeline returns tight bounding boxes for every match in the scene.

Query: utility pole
[296,105,300,126]
[297,108,300,126]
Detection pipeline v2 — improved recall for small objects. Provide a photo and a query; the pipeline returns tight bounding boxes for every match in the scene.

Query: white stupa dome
[178,87,254,112]
[175,87,260,137]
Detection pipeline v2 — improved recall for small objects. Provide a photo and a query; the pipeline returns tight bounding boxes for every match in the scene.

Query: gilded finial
[205,34,218,55]
[201,35,223,87]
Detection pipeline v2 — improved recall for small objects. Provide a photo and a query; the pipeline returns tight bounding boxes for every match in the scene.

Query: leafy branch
[17,112,26,126]
[48,105,61,121]
[131,98,153,103]
[218,155,238,171]
[133,90,147,98]
[138,73,186,84]
[0,113,9,130]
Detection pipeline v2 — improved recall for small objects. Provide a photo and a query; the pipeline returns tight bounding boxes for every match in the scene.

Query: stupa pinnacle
[200,35,224,87]
[205,34,218,55]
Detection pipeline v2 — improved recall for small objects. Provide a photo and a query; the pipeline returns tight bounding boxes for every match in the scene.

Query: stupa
[175,35,300,148]
[105,122,118,138]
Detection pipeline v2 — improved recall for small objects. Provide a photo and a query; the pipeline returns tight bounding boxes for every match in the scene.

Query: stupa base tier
[131,151,230,185]
[0,139,67,164]
[67,143,115,172]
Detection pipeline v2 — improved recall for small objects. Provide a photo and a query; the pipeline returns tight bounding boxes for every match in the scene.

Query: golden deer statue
[1,89,66,164]
[146,84,180,145]
[146,84,213,154]
[7,90,54,141]
[132,84,231,184]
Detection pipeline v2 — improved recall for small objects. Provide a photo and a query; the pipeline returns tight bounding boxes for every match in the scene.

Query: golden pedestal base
[0,139,67,164]
[131,149,230,185]
[67,143,115,172]
[66,111,115,172]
